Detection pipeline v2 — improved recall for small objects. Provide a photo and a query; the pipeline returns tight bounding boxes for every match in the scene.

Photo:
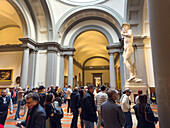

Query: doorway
[92,73,102,87]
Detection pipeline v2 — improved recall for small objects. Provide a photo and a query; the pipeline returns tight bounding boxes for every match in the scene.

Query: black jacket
[0,96,10,112]
[70,91,79,112]
[21,103,46,128]
[81,91,97,122]
[45,103,62,128]
[133,104,158,128]
[39,92,46,107]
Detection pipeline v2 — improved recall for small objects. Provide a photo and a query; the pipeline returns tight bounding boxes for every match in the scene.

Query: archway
[73,30,110,87]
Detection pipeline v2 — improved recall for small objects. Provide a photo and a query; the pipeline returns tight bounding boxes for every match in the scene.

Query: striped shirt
[96,91,108,112]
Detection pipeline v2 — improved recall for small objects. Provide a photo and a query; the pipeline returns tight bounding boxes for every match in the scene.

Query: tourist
[133,94,158,128]
[15,87,24,120]
[16,92,46,128]
[101,89,125,128]
[44,93,62,128]
[66,85,72,114]
[63,85,68,104]
[120,88,133,128]
[135,90,143,104]
[11,87,17,104]
[96,85,108,128]
[0,89,13,125]
[82,85,97,128]
[78,87,85,128]
[70,87,80,128]
[38,86,46,107]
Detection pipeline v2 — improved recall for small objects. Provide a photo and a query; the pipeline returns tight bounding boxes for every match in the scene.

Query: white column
[20,48,30,88]
[109,53,116,89]
[119,52,125,91]
[53,52,58,86]
[68,55,73,87]
[27,50,36,89]
[46,51,55,88]
[59,55,65,89]
[147,0,170,127]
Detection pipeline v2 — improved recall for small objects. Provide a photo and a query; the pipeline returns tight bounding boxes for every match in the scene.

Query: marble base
[125,82,147,103]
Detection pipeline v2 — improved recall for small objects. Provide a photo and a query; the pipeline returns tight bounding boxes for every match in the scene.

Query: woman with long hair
[133,94,158,128]
[44,93,62,128]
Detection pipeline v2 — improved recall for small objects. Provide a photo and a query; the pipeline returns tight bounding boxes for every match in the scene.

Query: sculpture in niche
[121,22,142,83]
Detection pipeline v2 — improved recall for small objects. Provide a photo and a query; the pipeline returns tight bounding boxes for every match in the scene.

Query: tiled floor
[4,103,159,128]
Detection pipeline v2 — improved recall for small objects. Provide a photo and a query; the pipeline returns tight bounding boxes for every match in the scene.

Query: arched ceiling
[0,1,23,45]
[74,30,109,65]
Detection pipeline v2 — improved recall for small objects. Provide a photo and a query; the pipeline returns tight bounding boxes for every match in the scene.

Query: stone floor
[4,103,159,128]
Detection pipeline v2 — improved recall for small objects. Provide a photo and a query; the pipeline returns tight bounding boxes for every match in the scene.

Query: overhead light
[90,66,93,68]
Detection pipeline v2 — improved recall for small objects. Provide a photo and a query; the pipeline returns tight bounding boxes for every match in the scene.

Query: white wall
[49,0,125,24]
[144,39,155,87]
[0,51,22,87]
[34,51,47,87]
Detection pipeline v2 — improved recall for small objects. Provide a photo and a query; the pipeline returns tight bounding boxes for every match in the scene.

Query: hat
[123,88,132,93]
[138,89,143,94]
[122,22,130,28]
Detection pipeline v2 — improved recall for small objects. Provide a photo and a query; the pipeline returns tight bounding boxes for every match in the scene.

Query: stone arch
[67,25,114,48]
[55,5,125,40]
[9,0,36,39]
[40,0,55,41]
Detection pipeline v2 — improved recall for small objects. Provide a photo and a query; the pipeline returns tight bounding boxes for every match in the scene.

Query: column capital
[45,42,60,53]
[108,49,121,54]
[106,43,122,50]
[19,38,37,50]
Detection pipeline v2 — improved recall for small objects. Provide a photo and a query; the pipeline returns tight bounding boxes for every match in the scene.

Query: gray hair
[107,89,117,98]
[1,89,7,93]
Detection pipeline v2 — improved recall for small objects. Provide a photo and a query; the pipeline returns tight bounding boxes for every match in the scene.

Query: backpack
[53,101,64,120]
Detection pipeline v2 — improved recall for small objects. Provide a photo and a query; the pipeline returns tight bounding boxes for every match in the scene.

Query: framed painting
[0,69,13,81]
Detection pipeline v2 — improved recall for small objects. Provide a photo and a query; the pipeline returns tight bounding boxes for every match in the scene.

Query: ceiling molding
[83,56,109,67]
[0,25,20,31]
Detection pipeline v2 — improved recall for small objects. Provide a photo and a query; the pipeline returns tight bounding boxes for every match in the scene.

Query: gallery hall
[0,0,169,128]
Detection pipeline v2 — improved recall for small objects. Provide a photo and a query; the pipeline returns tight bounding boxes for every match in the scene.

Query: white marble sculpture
[121,22,142,83]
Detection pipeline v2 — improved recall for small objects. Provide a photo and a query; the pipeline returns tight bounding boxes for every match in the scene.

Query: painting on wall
[0,69,13,81]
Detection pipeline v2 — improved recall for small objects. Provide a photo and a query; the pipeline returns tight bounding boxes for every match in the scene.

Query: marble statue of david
[121,23,135,82]
[121,22,142,83]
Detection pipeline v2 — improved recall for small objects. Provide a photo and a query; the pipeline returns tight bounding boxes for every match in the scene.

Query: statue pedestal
[125,82,147,103]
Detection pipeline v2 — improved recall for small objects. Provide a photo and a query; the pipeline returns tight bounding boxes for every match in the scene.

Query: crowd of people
[0,85,158,128]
